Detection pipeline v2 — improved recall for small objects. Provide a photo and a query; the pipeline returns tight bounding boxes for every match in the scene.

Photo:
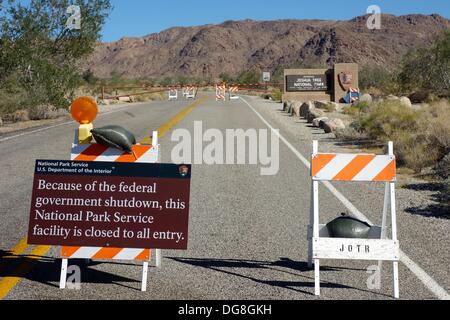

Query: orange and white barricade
[308,140,400,298]
[228,86,239,100]
[215,84,226,101]
[185,86,196,99]
[168,88,178,100]
[59,131,161,292]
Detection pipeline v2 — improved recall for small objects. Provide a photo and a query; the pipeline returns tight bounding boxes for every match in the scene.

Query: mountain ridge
[85,14,450,80]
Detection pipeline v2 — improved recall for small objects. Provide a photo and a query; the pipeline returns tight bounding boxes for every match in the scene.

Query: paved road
[0,93,448,300]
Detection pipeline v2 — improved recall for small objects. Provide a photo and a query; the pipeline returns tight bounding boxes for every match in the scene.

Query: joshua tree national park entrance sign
[283,63,359,103]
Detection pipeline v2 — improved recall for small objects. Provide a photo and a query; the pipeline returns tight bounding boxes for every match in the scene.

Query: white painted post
[152,131,158,147]
[312,140,320,295]
[387,141,400,299]
[59,258,68,289]
[308,182,314,268]
[141,261,149,292]
[377,142,393,285]
[152,130,162,268]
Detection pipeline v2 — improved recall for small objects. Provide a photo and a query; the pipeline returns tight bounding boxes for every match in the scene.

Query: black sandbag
[326,215,372,239]
[91,125,136,153]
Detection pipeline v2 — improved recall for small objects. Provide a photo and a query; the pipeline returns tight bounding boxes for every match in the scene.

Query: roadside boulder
[291,101,303,117]
[400,96,412,108]
[386,95,400,101]
[323,118,346,133]
[307,109,325,123]
[283,101,290,112]
[359,93,373,104]
[409,91,430,103]
[314,101,329,110]
[300,101,314,118]
[313,117,329,128]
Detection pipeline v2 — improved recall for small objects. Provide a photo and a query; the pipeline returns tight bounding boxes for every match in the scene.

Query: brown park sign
[27,160,191,250]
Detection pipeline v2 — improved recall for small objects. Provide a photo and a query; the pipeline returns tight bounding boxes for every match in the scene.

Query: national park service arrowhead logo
[338,72,353,91]
[179,165,189,177]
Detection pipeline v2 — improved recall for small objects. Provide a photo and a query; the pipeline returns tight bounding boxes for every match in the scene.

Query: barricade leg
[59,258,68,289]
[155,249,162,268]
[141,261,149,292]
[314,259,320,296]
[393,261,399,299]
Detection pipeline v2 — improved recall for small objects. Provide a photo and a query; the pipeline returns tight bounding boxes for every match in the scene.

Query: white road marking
[241,97,450,300]
[0,103,147,143]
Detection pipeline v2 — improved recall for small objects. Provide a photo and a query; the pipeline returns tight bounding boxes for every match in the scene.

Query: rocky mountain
[85,14,450,80]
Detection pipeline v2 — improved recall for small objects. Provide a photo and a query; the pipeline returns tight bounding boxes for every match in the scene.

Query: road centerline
[0,96,207,300]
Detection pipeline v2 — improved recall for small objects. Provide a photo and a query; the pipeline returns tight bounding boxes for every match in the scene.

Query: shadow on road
[0,251,142,291]
[168,257,388,297]
[403,182,449,219]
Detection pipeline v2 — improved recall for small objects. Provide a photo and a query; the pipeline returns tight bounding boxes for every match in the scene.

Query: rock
[283,101,290,111]
[386,95,400,101]
[118,96,131,103]
[359,93,373,104]
[291,101,303,117]
[312,117,329,128]
[319,119,329,129]
[400,96,412,108]
[314,101,329,110]
[306,109,325,123]
[323,118,346,133]
[300,101,314,118]
[409,91,430,103]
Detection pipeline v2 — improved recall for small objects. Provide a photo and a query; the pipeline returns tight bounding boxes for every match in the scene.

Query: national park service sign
[338,71,353,91]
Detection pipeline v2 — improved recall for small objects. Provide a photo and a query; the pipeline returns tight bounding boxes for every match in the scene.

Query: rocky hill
[85,14,450,80]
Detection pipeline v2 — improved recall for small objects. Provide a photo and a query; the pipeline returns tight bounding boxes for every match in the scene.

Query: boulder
[300,101,314,118]
[386,95,400,101]
[306,109,325,123]
[323,118,346,133]
[314,101,329,110]
[319,118,330,129]
[291,101,303,117]
[312,117,329,128]
[118,96,131,103]
[400,96,412,108]
[283,101,291,112]
[409,91,430,104]
[359,93,373,104]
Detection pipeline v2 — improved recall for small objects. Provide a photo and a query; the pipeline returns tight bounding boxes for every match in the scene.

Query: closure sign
[27,160,191,250]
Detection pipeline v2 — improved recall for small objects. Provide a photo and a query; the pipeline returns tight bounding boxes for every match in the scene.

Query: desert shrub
[323,103,336,113]
[4,109,30,123]
[271,89,282,102]
[436,154,450,180]
[342,102,369,116]
[398,31,450,97]
[29,105,59,120]
[339,99,450,173]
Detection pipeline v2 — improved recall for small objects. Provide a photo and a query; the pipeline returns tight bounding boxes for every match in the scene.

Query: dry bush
[29,105,59,120]
[6,109,30,122]
[339,99,450,173]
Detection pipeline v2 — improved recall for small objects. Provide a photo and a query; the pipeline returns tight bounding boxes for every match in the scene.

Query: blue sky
[101,0,450,41]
